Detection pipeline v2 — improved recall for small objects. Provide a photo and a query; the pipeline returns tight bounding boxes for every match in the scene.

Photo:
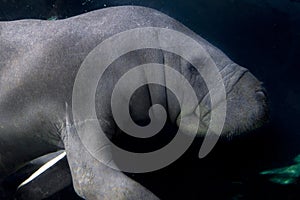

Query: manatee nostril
[255,90,267,101]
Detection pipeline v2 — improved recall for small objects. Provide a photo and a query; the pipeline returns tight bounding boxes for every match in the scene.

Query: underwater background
[1,0,300,199]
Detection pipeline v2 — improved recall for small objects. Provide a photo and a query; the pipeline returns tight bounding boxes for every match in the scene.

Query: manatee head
[176,62,268,139]
[103,48,268,141]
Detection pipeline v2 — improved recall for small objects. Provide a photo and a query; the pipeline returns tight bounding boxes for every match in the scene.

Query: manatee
[0,6,267,199]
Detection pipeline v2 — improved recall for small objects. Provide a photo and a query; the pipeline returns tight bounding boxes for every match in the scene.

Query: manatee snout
[177,68,268,139]
[221,70,268,137]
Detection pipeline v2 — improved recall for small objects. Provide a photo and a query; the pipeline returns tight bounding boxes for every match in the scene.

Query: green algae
[47,16,57,21]
[260,154,300,185]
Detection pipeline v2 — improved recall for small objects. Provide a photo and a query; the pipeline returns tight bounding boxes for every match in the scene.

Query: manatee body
[0,6,267,199]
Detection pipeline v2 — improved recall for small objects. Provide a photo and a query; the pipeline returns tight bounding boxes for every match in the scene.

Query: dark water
[1,0,300,199]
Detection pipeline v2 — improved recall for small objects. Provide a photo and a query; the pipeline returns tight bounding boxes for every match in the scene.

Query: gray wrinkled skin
[0,6,267,199]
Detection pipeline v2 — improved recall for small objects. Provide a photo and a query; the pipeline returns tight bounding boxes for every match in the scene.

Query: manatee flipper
[0,151,71,199]
[15,152,75,200]
[62,105,159,200]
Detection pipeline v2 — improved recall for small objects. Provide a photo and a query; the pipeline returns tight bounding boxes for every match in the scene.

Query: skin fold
[0,6,267,199]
